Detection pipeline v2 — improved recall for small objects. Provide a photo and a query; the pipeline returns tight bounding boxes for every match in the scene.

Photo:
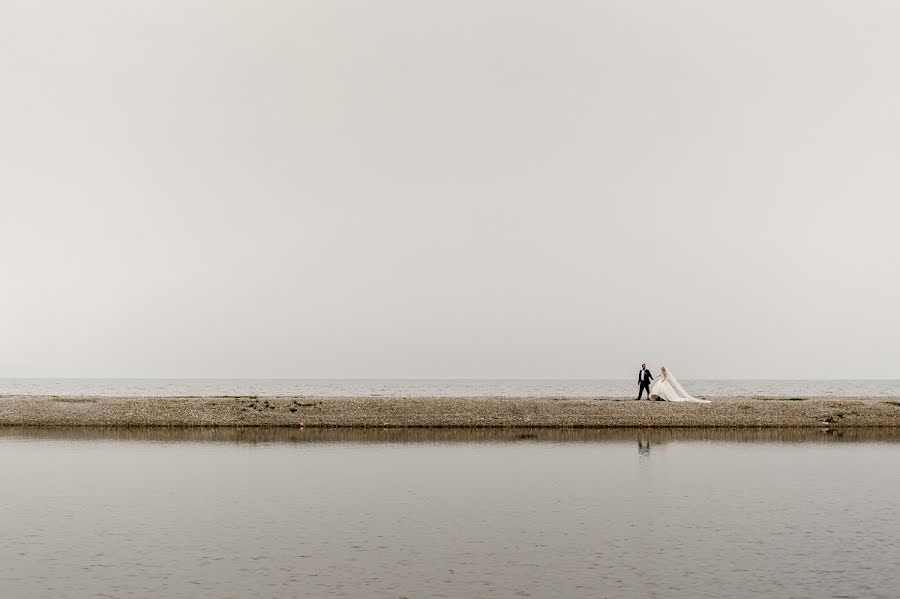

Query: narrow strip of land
[2,396,900,427]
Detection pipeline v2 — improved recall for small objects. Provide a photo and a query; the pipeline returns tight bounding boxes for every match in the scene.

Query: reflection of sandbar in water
[3,426,900,445]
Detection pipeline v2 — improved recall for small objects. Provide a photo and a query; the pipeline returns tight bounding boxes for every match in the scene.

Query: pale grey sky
[2,0,898,379]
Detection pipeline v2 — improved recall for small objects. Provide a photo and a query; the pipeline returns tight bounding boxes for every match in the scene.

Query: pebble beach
[2,395,900,428]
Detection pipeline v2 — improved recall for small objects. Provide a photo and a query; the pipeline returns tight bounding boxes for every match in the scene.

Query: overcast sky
[2,0,898,379]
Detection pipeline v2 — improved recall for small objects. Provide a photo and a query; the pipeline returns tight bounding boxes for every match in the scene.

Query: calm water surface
[2,428,899,598]
[2,378,900,397]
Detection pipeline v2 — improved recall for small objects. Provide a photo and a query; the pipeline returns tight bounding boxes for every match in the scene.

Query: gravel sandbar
[2,395,900,427]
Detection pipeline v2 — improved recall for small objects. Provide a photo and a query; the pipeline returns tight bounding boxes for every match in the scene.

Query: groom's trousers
[637,383,651,400]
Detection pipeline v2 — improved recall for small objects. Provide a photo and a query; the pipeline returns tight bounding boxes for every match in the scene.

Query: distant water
[2,428,899,598]
[1,378,899,397]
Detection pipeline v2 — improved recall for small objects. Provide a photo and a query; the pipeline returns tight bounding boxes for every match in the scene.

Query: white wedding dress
[650,371,710,403]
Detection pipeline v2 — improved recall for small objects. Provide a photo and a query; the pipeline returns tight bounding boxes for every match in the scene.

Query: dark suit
[637,368,654,400]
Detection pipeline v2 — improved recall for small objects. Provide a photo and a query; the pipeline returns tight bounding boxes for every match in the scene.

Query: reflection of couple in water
[637,364,710,403]
[638,440,651,457]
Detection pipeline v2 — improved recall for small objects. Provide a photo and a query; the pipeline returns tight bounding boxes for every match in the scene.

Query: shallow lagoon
[2,428,898,598]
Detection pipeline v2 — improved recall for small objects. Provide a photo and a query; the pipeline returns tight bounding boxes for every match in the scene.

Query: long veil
[666,371,711,404]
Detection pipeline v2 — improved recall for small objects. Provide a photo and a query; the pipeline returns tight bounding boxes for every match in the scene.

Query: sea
[0,378,898,397]
[2,427,899,598]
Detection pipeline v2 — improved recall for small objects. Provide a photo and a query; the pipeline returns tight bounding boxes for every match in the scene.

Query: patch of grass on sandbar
[822,410,859,423]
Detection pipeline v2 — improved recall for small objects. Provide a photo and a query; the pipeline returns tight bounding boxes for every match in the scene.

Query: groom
[637,364,653,400]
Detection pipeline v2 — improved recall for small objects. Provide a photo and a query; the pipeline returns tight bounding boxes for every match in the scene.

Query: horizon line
[1,377,899,382]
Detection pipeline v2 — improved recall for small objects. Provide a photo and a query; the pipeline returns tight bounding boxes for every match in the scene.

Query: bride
[650,367,710,403]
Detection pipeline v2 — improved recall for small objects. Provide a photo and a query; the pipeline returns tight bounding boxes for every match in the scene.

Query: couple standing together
[637,364,710,403]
